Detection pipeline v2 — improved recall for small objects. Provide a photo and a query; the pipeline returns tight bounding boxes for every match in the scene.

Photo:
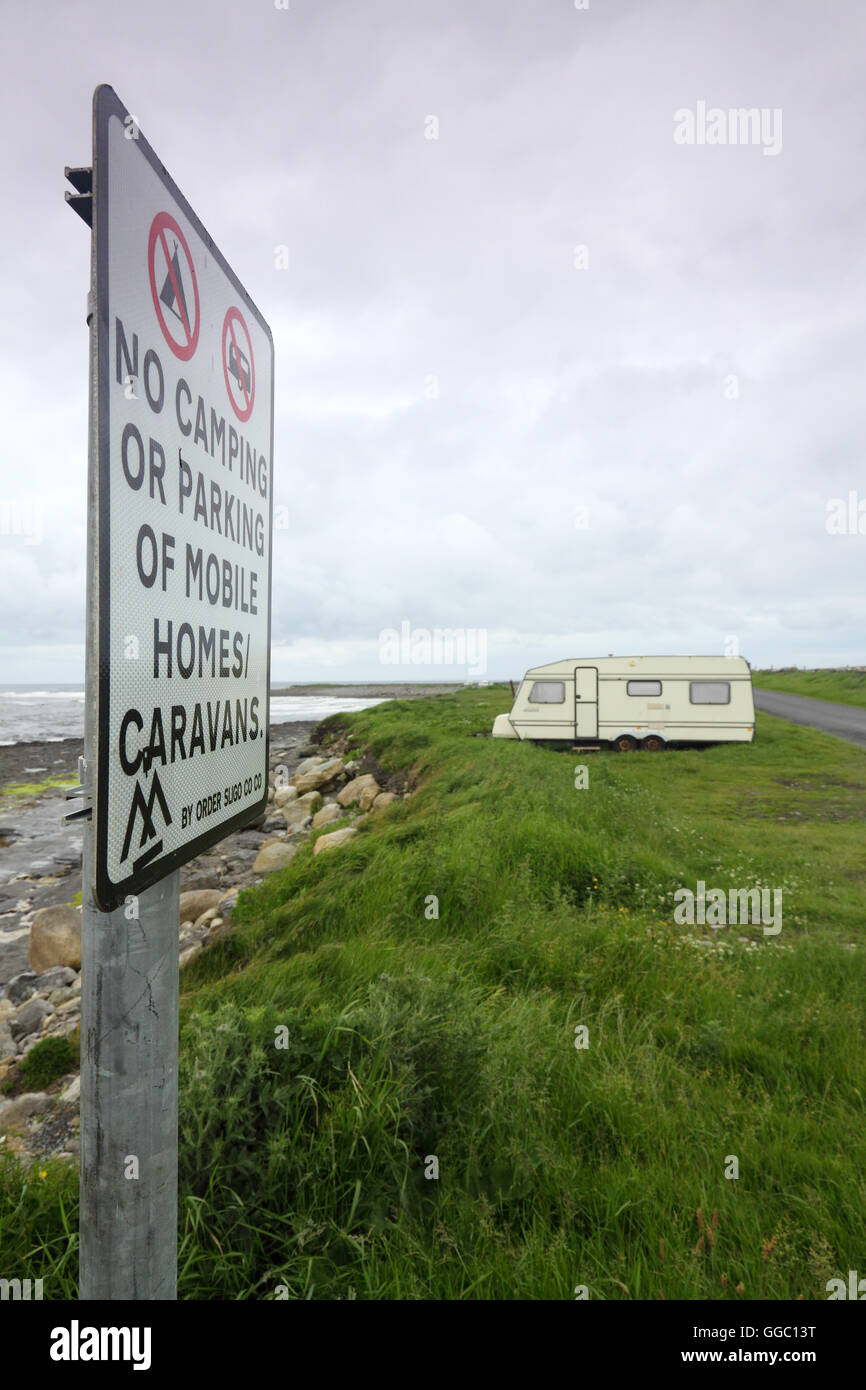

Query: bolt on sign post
[65,85,274,1299]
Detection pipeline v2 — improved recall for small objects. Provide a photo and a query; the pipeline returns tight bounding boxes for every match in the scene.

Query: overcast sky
[1,0,863,684]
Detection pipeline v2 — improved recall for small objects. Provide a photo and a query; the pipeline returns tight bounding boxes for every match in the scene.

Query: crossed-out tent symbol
[147,211,201,362]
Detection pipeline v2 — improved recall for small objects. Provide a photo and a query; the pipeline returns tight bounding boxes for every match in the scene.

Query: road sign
[92,85,274,911]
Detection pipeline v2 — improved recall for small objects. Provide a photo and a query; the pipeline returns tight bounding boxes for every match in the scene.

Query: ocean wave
[0,690,86,699]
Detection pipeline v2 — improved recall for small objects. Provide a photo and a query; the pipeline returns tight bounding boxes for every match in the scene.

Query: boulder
[372,792,397,812]
[178,889,224,924]
[358,782,381,812]
[297,790,323,813]
[35,966,77,992]
[282,802,314,830]
[0,1092,52,1130]
[293,755,324,777]
[5,971,37,1006]
[29,907,81,973]
[314,827,358,855]
[273,785,298,808]
[0,1022,15,1062]
[10,998,52,1041]
[291,758,345,795]
[337,774,380,810]
[218,889,240,920]
[253,841,299,873]
[179,944,202,969]
[59,1074,81,1104]
[312,804,341,828]
[49,985,78,1006]
[179,869,222,892]
[194,907,219,929]
[53,998,81,1017]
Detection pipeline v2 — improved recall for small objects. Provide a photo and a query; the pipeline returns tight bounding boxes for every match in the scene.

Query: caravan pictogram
[222,306,255,421]
[148,211,200,361]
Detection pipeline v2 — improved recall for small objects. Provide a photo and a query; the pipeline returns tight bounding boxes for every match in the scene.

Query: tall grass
[2,688,864,1298]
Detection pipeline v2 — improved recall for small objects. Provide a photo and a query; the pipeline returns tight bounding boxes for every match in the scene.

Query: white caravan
[491,656,755,750]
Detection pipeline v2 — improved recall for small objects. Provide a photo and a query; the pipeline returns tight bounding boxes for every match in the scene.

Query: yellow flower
[40,1170,47,1179]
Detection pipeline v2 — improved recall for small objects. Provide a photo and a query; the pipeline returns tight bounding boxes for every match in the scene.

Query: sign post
[67,85,274,1299]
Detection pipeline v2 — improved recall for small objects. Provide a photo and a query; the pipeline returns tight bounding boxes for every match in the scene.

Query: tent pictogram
[148,211,200,361]
[222,306,255,421]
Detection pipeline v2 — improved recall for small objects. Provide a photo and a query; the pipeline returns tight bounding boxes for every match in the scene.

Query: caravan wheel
[613,734,637,753]
[642,735,665,752]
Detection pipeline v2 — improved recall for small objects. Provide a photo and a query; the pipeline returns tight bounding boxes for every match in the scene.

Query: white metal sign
[93,86,273,910]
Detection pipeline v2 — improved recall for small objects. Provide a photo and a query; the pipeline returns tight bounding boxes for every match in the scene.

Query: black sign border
[93,84,274,912]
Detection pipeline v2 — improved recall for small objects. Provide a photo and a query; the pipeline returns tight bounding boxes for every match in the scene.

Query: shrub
[17,1036,77,1091]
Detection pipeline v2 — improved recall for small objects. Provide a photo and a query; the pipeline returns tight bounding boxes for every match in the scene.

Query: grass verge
[2,686,864,1299]
[752,668,866,709]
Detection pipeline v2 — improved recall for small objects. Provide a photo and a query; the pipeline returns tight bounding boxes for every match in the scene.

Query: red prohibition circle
[222,307,255,422]
[147,212,200,361]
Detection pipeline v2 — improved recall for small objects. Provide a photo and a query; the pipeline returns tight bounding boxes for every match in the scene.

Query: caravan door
[575,667,598,737]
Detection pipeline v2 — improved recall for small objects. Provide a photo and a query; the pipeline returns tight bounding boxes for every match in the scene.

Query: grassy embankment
[752,669,866,710]
[2,687,865,1299]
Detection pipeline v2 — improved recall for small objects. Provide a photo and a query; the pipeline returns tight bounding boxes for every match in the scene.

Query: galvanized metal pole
[78,852,179,1299]
[75,110,180,1301]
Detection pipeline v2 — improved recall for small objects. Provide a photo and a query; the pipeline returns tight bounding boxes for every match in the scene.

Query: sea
[0,684,389,745]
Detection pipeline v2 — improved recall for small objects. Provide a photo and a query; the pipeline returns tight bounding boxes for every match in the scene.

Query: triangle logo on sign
[159,242,190,327]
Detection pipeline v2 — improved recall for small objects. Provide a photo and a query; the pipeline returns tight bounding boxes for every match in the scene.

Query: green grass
[753,668,866,709]
[0,775,78,799]
[2,687,864,1299]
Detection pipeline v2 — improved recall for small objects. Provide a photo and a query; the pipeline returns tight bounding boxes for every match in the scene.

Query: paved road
[754,688,866,751]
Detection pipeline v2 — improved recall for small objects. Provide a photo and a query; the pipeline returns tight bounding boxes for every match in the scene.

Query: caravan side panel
[598,664,754,743]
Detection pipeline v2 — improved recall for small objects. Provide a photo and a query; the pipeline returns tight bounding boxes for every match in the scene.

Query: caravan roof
[524,656,752,678]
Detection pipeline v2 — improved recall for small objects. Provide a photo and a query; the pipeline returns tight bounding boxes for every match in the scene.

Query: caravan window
[690,681,731,704]
[528,680,565,704]
[627,680,662,696]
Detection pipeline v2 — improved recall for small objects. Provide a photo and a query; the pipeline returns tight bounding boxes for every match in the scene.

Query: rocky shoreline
[0,718,413,1167]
